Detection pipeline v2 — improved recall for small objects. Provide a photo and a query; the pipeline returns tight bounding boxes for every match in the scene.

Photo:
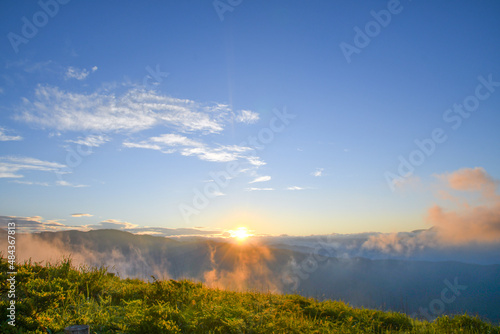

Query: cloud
[0,215,73,233]
[249,176,271,183]
[0,156,65,178]
[65,66,97,80]
[16,85,255,135]
[122,142,163,151]
[246,156,266,167]
[365,167,500,251]
[56,180,88,188]
[427,167,500,244]
[0,127,22,141]
[438,167,498,198]
[125,134,263,165]
[234,109,259,124]
[83,219,139,230]
[150,133,203,147]
[312,168,324,177]
[71,213,93,217]
[362,231,437,255]
[66,134,110,147]
[245,187,274,191]
[10,180,50,186]
[286,186,304,190]
[15,84,262,168]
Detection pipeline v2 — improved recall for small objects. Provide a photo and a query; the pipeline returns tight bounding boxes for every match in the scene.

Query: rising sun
[230,227,252,241]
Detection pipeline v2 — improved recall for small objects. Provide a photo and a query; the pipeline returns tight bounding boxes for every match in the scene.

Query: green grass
[0,256,498,333]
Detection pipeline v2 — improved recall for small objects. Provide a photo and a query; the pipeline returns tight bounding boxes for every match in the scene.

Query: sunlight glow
[230,227,252,241]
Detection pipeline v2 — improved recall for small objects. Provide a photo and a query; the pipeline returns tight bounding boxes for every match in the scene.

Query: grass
[0,256,498,333]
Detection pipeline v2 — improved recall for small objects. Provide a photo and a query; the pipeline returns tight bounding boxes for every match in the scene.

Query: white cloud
[245,187,274,191]
[181,147,238,162]
[150,133,203,147]
[247,156,266,167]
[312,168,324,177]
[234,109,259,124]
[0,127,22,141]
[0,156,65,178]
[65,66,97,80]
[16,85,240,134]
[10,180,50,186]
[249,176,271,183]
[125,134,263,166]
[56,180,88,188]
[286,186,304,190]
[71,213,93,217]
[66,134,110,147]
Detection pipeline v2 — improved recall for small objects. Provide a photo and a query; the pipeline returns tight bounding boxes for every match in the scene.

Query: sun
[230,227,252,242]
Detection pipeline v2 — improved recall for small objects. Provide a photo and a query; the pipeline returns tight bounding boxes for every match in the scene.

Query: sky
[1,0,500,237]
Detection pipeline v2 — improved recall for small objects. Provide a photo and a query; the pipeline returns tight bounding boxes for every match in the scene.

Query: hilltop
[1,256,499,334]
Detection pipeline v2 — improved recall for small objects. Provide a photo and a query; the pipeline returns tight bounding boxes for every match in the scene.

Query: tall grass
[0,256,498,333]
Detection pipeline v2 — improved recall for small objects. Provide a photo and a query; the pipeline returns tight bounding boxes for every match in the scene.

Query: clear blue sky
[1,0,499,236]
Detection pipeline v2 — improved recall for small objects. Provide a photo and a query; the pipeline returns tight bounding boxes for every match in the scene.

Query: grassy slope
[0,257,498,334]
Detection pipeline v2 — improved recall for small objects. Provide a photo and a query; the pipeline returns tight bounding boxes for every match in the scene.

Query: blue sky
[1,0,500,237]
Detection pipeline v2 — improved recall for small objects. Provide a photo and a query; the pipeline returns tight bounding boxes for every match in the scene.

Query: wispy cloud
[234,109,259,124]
[0,156,65,178]
[123,141,163,150]
[56,180,88,188]
[312,168,324,177]
[83,219,138,230]
[71,213,93,217]
[245,187,274,191]
[66,134,110,147]
[286,186,305,191]
[150,133,203,147]
[65,66,98,80]
[16,85,257,135]
[10,180,50,186]
[0,127,22,141]
[249,176,271,183]
[125,134,263,165]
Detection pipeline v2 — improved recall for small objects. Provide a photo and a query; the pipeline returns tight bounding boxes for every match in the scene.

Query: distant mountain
[5,229,500,323]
